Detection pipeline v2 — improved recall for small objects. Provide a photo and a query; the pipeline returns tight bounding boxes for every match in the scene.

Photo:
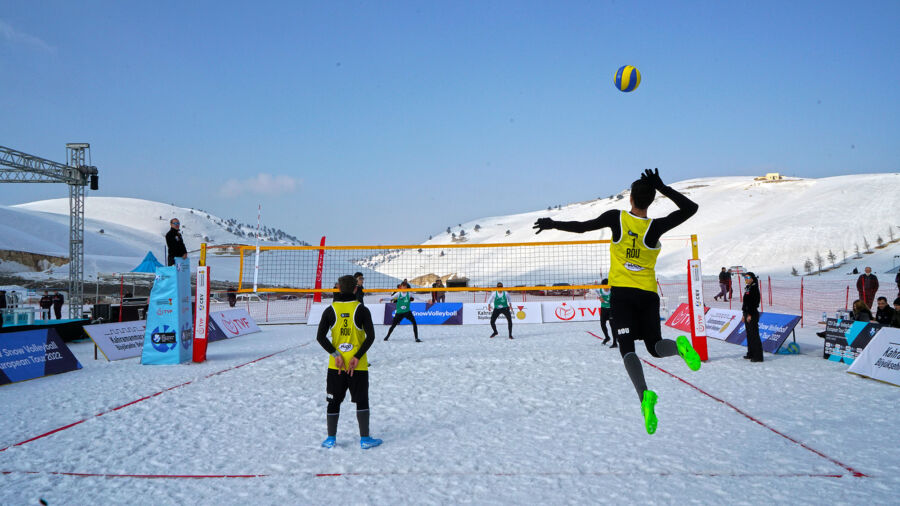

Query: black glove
[533,218,554,234]
[641,168,665,190]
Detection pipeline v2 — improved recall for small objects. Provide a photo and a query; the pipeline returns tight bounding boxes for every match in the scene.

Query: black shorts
[609,286,661,343]
[326,368,369,407]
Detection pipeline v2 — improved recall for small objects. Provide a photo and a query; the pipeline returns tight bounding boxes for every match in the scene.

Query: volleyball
[615,65,641,92]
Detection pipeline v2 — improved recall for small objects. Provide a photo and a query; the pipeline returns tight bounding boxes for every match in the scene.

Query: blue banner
[726,312,801,354]
[141,258,193,365]
[383,303,463,325]
[0,328,82,385]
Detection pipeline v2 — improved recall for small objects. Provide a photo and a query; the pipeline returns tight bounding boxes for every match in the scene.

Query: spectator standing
[165,218,188,266]
[0,290,5,328]
[39,291,52,320]
[431,278,445,304]
[742,272,763,362]
[52,291,65,319]
[895,271,900,298]
[714,267,729,301]
[353,272,366,305]
[227,286,237,308]
[856,267,878,309]
[874,297,895,326]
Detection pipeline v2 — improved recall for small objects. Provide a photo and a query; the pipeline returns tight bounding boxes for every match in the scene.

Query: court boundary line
[585,331,868,478]
[0,342,311,453]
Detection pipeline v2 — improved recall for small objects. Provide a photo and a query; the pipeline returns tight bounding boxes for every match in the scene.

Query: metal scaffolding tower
[0,144,99,318]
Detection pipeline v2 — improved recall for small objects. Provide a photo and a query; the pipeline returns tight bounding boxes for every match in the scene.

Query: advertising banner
[383,303,463,325]
[847,327,900,386]
[141,258,193,365]
[823,318,881,365]
[306,304,386,326]
[665,303,695,332]
[193,265,210,363]
[687,259,708,361]
[207,308,261,341]
[462,302,543,324]
[704,308,744,341]
[84,321,146,361]
[541,301,604,322]
[726,312,801,354]
[0,328,82,385]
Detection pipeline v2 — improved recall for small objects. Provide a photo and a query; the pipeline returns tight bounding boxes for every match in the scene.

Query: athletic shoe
[489,332,498,338]
[610,343,618,348]
[415,339,422,342]
[676,336,701,371]
[602,337,610,344]
[508,336,514,340]
[321,436,336,449]
[383,336,390,341]
[641,390,658,435]
[360,437,382,450]
[750,357,764,363]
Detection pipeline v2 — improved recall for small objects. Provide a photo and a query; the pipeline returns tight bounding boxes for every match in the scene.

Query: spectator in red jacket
[856,267,879,309]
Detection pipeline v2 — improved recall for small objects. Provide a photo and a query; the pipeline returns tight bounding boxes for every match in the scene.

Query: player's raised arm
[533,211,619,235]
[641,168,699,241]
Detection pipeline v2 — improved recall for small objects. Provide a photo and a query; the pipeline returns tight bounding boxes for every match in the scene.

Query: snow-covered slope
[1,197,302,278]
[372,174,900,281]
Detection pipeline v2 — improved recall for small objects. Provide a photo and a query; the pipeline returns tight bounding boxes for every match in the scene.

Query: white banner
[847,327,900,387]
[306,303,386,326]
[84,321,146,361]
[194,267,210,344]
[541,300,604,322]
[463,302,543,324]
[687,259,707,339]
[704,308,744,341]
[209,308,261,338]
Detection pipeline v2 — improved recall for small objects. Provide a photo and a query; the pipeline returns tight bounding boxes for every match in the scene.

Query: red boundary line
[0,343,309,453]
[0,470,848,480]
[585,331,868,478]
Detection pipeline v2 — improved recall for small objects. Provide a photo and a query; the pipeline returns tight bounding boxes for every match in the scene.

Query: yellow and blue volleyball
[614,65,641,92]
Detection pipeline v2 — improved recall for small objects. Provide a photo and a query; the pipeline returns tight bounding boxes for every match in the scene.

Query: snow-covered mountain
[371,174,900,282]
[1,197,303,278]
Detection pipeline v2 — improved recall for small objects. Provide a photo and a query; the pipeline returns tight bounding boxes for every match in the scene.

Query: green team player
[316,275,382,449]
[488,282,514,339]
[384,281,421,342]
[533,168,701,434]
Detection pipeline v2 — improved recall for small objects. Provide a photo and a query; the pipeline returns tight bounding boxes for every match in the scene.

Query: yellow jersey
[328,301,368,371]
[609,210,661,292]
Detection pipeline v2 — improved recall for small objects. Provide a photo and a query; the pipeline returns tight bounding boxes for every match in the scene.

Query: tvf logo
[220,314,252,335]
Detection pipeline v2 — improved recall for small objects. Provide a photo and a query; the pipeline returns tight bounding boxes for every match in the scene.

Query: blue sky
[1,1,898,244]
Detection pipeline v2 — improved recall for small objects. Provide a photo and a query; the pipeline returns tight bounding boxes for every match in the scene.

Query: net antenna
[253,204,261,293]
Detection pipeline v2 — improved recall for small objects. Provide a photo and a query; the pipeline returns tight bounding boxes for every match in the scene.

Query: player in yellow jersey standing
[533,169,702,434]
[316,275,382,449]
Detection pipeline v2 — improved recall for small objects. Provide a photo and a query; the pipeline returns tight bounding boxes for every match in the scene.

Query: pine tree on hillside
[863,237,872,253]
[827,250,837,268]
[876,235,884,247]
[815,252,825,274]
[804,258,814,274]
[791,266,799,276]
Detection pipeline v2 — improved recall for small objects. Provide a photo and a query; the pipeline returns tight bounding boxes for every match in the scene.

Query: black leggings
[386,311,418,339]
[490,307,513,336]
[600,307,614,343]
[745,313,762,360]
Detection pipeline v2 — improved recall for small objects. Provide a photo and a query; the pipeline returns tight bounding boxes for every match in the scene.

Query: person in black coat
[165,218,188,266]
[39,291,53,320]
[741,272,763,362]
[353,272,366,305]
[52,291,65,319]
[874,297,894,326]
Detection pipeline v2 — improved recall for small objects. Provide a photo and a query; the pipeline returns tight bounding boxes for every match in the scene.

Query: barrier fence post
[845,286,849,309]
[800,277,805,328]
[768,276,773,306]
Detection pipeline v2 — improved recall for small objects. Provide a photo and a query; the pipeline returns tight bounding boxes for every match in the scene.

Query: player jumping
[533,168,701,434]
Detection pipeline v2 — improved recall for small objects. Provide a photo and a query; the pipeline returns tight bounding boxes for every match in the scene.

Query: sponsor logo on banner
[0,328,82,385]
[541,301,604,322]
[704,308,744,341]
[142,257,193,365]
[823,318,880,365]
[665,303,709,332]
[848,327,900,386]
[463,303,543,324]
[383,303,463,325]
[156,298,173,306]
[209,308,261,338]
[727,312,801,354]
[84,321,146,361]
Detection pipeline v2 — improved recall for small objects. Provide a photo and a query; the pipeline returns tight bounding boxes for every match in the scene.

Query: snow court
[1,322,896,505]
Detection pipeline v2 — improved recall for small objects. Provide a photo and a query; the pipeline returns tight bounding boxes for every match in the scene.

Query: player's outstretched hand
[533,218,554,234]
[334,354,345,374]
[641,168,665,189]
